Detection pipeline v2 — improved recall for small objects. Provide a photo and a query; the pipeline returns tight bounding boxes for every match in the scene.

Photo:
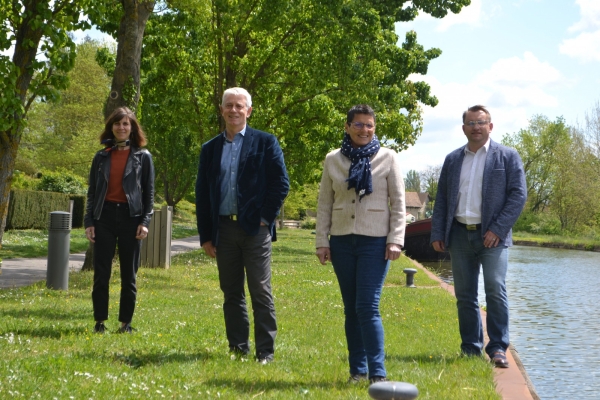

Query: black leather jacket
[84,146,155,228]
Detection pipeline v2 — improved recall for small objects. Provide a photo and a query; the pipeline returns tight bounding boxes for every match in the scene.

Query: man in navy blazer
[196,87,289,364]
[431,105,526,368]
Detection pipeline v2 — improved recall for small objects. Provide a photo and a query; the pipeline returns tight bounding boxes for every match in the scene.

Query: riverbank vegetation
[0,229,499,399]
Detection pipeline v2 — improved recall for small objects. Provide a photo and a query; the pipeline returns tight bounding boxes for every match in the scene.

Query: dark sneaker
[256,354,274,365]
[348,373,368,383]
[94,322,106,333]
[118,323,135,334]
[369,376,387,384]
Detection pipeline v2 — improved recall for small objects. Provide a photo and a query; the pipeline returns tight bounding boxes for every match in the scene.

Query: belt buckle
[232,215,237,221]
[466,224,477,231]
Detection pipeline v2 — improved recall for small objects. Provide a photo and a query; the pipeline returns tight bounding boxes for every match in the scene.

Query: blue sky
[394,0,600,175]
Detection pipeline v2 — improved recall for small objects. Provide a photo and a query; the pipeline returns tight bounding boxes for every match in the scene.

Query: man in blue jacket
[196,87,289,364]
[431,105,526,368]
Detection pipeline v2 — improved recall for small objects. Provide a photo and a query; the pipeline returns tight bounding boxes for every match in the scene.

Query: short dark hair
[100,107,148,147]
[346,104,376,124]
[462,105,491,123]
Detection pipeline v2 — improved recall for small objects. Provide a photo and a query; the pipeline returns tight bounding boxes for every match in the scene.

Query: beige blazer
[315,147,406,248]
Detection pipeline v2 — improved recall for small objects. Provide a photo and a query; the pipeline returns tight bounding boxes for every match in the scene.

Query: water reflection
[421,245,600,399]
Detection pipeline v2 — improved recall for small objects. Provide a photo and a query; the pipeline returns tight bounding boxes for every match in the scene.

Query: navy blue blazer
[430,140,527,247]
[195,126,290,246]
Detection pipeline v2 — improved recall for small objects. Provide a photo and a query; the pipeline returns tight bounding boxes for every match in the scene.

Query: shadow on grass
[1,308,89,322]
[271,245,315,256]
[100,350,213,368]
[386,352,465,365]
[0,325,89,338]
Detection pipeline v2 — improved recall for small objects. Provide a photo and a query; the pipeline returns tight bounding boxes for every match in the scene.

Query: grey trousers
[216,218,276,358]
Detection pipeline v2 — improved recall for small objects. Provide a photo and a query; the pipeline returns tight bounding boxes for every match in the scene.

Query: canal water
[422,245,600,400]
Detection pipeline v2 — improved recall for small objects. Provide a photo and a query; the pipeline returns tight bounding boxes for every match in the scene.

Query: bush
[7,190,70,229]
[11,170,38,190]
[36,168,87,195]
[514,210,561,235]
[301,217,316,230]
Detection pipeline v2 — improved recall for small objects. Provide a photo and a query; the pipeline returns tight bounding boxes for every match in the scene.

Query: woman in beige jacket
[316,104,406,384]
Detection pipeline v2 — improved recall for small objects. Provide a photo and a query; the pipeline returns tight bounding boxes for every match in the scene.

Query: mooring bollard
[368,381,419,399]
[403,268,417,288]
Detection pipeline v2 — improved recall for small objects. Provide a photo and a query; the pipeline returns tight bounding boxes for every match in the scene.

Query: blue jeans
[448,223,509,356]
[330,235,390,378]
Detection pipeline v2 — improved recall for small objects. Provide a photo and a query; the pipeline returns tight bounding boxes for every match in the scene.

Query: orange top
[105,149,130,203]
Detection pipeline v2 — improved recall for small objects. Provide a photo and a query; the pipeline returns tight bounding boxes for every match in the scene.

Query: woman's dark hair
[99,107,148,147]
[346,104,376,124]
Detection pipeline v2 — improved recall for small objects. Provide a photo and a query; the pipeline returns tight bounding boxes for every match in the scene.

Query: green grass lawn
[0,229,499,399]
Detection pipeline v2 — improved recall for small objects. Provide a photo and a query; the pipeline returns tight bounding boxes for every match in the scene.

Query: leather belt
[454,219,481,231]
[220,215,238,221]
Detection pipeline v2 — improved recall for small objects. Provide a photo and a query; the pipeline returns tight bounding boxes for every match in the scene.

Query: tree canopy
[138,0,470,205]
[0,0,94,245]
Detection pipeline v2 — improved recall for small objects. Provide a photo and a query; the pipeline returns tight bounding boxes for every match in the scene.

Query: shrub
[514,210,561,235]
[36,168,87,195]
[301,217,316,230]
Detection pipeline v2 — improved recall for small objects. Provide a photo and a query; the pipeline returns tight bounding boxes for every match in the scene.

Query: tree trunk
[82,0,155,269]
[104,0,154,117]
[0,2,43,248]
[0,129,21,248]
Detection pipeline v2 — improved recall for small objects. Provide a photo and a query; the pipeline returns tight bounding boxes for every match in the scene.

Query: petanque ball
[368,381,419,400]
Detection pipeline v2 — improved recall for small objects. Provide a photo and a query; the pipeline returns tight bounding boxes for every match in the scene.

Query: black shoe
[348,373,367,383]
[118,323,135,334]
[229,346,250,357]
[491,351,509,368]
[94,322,106,333]
[369,376,387,384]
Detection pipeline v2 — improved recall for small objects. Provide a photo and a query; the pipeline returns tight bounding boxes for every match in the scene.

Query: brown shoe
[491,351,509,368]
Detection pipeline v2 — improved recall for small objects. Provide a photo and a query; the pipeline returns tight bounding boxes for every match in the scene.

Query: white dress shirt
[455,140,490,225]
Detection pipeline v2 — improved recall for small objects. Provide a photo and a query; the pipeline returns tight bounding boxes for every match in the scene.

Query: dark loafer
[491,351,509,368]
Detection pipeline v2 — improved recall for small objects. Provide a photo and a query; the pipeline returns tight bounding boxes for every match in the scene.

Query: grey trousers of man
[216,218,277,359]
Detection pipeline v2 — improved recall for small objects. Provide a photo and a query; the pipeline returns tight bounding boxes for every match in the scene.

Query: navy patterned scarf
[340,133,380,201]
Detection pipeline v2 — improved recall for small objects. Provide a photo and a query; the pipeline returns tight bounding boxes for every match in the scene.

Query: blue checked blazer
[430,140,527,247]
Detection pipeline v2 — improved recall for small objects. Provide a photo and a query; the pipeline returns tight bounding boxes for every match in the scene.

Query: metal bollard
[369,381,419,399]
[47,211,71,290]
[403,268,417,288]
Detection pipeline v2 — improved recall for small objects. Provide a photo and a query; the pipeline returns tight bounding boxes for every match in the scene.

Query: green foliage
[17,39,110,178]
[10,171,37,190]
[404,169,422,192]
[0,229,499,399]
[36,168,87,195]
[283,183,319,220]
[513,210,561,235]
[300,217,317,230]
[140,0,470,190]
[6,190,70,230]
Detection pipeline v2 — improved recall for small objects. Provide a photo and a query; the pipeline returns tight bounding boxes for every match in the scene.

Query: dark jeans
[92,202,142,323]
[216,218,276,359]
[330,234,390,379]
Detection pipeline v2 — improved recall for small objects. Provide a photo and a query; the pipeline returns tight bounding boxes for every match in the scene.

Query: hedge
[7,190,71,230]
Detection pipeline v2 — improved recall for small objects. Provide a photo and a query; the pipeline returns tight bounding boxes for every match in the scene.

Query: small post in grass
[368,381,419,399]
[403,268,417,288]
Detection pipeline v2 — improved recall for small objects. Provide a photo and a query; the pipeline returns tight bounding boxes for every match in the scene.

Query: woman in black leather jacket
[84,107,155,334]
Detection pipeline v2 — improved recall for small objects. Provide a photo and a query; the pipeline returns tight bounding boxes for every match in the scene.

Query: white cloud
[436,0,483,32]
[411,0,484,31]
[559,0,600,62]
[400,51,563,173]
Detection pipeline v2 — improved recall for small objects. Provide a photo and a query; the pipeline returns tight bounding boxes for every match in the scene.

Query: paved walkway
[0,236,201,289]
[1,236,537,399]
